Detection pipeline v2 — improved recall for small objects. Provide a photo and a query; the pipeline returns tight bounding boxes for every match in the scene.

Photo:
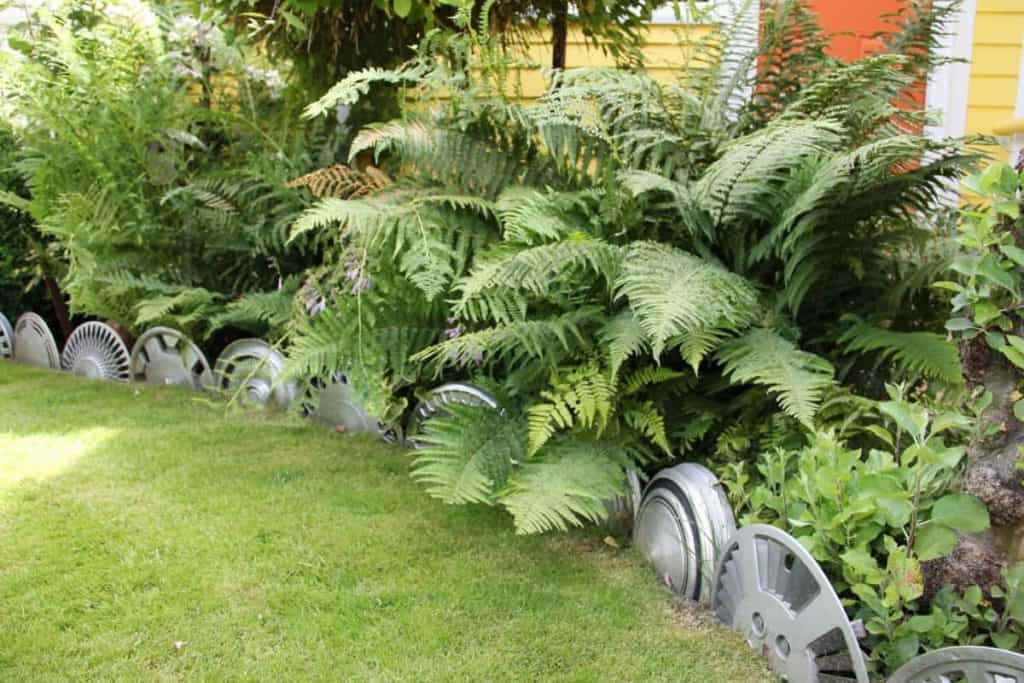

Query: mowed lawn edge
[0,363,767,682]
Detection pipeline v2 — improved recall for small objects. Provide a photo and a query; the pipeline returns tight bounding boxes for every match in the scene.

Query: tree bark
[551,1,568,71]
[42,274,71,341]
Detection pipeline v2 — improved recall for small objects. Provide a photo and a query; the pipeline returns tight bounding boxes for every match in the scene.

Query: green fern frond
[620,366,686,396]
[411,307,602,374]
[695,120,844,232]
[501,439,629,534]
[206,286,295,338]
[495,186,591,244]
[303,64,428,119]
[412,403,526,506]
[622,400,672,455]
[134,287,219,327]
[453,237,621,323]
[526,359,615,455]
[600,310,649,377]
[615,241,760,364]
[838,315,963,386]
[716,329,835,427]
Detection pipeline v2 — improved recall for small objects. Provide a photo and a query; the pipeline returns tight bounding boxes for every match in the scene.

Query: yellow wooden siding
[967,0,1024,158]
[508,23,714,100]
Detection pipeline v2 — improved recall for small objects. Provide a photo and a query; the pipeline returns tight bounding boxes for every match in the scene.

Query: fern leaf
[695,120,844,231]
[412,403,526,506]
[623,401,672,455]
[411,307,602,374]
[600,310,649,377]
[453,237,621,323]
[838,315,963,386]
[615,241,759,365]
[716,329,835,427]
[501,440,629,534]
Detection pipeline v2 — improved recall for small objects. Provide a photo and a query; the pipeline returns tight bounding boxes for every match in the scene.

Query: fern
[207,286,296,338]
[839,315,963,387]
[453,237,621,323]
[411,307,603,374]
[600,311,649,376]
[411,403,526,506]
[303,64,428,119]
[501,439,629,534]
[526,359,616,455]
[716,329,835,427]
[615,241,760,364]
[695,120,844,233]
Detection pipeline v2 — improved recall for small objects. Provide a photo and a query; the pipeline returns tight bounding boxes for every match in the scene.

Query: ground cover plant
[0,362,769,681]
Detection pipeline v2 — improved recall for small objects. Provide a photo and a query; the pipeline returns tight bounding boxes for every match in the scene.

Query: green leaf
[878,400,928,443]
[278,9,307,34]
[914,523,958,561]
[1014,399,1024,422]
[974,301,1001,326]
[393,0,413,18]
[976,254,1017,293]
[945,318,975,332]
[856,474,912,527]
[892,635,920,668]
[992,632,1019,650]
[906,614,936,633]
[1002,244,1024,267]
[931,494,990,533]
[930,412,972,436]
[931,280,963,293]
[1001,345,1024,370]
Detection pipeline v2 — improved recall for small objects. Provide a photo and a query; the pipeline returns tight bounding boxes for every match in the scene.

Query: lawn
[0,362,766,681]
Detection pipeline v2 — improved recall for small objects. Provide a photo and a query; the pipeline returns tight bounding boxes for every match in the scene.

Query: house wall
[966,0,1024,150]
[509,24,715,101]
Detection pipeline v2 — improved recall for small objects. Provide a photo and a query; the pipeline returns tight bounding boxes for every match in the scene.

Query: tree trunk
[43,274,71,341]
[551,1,568,71]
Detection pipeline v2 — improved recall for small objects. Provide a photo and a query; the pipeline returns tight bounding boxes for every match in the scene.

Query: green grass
[0,362,767,682]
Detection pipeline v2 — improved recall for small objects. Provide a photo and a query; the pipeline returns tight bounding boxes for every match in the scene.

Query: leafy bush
[0,127,52,320]
[288,0,975,533]
[0,1,339,339]
[723,385,1024,670]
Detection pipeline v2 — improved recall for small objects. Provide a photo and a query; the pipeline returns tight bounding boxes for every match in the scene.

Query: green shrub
[0,127,51,319]
[0,1,340,339]
[287,0,976,533]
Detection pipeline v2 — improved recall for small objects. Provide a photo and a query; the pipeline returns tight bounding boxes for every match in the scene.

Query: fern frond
[716,328,835,427]
[207,286,295,338]
[615,241,759,364]
[303,64,428,119]
[622,400,672,455]
[838,315,963,386]
[286,164,391,198]
[620,366,686,396]
[411,307,602,374]
[412,403,526,506]
[526,359,615,454]
[453,237,621,323]
[495,186,591,244]
[695,120,843,232]
[600,310,649,376]
[501,439,629,534]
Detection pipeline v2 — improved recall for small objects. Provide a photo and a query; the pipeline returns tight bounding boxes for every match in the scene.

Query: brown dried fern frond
[286,164,392,199]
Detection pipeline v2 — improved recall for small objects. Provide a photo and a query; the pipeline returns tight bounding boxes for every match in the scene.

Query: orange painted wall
[805,0,906,61]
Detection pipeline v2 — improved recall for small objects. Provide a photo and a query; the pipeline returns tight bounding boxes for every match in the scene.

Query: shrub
[288,0,976,533]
